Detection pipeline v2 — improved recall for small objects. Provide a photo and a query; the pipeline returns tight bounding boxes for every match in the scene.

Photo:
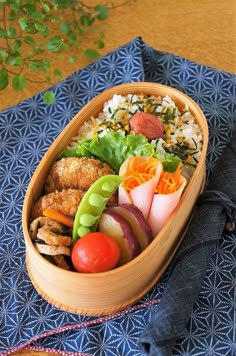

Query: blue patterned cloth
[0,37,235,355]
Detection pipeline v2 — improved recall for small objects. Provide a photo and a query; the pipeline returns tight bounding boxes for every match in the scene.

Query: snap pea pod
[72,175,123,244]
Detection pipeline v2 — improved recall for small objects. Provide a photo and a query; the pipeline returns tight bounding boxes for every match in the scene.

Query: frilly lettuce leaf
[59,131,181,173]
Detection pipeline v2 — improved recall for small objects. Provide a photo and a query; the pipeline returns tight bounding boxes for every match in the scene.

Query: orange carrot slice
[43,208,74,228]
[156,163,183,194]
[122,156,160,192]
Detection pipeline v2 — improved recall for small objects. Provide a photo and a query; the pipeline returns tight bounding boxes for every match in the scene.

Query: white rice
[70,93,203,176]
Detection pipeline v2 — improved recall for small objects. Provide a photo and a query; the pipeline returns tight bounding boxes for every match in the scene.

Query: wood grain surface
[7,0,235,355]
[1,0,235,113]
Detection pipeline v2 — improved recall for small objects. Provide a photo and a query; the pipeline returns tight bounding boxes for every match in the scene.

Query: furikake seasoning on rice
[61,94,203,180]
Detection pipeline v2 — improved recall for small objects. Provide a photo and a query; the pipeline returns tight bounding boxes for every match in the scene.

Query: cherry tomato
[71,232,120,273]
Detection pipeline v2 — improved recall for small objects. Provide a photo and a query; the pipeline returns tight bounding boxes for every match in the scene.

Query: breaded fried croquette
[31,188,85,220]
[44,157,115,193]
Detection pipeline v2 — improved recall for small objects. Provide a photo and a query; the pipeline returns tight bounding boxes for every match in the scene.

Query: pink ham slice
[119,159,163,219]
[129,175,159,219]
[119,185,133,205]
[147,175,187,237]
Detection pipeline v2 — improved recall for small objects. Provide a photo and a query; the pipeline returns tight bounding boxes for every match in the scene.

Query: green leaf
[60,22,71,34]
[46,36,63,52]
[0,68,8,90]
[161,154,181,172]
[53,69,63,79]
[18,17,37,34]
[67,32,77,45]
[34,23,49,36]
[6,55,23,66]
[14,56,23,65]
[69,55,76,63]
[41,4,50,13]
[85,48,100,61]
[10,39,22,51]
[41,60,51,73]
[94,39,105,49]
[22,4,37,15]
[95,5,109,21]
[5,55,16,65]
[53,0,76,9]
[28,61,37,72]
[62,43,69,51]
[12,74,26,90]
[33,47,44,55]
[43,91,56,105]
[51,16,62,24]
[23,36,35,45]
[0,49,8,58]
[0,28,7,38]
[7,27,17,38]
[26,0,37,5]
[27,59,49,73]
[9,3,21,17]
[80,15,90,27]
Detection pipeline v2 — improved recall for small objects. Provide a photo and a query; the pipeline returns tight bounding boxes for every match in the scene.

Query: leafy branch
[0,0,136,103]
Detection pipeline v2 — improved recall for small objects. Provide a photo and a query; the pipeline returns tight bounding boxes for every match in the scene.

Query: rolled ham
[118,156,186,237]
[119,175,159,219]
[119,157,163,219]
[147,175,187,236]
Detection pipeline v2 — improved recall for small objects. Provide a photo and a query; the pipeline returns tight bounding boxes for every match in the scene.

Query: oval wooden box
[22,82,209,316]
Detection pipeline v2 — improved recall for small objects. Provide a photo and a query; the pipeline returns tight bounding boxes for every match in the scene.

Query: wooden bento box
[22,82,209,316]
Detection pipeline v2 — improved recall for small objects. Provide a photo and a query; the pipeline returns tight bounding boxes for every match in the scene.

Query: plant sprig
[0,0,137,104]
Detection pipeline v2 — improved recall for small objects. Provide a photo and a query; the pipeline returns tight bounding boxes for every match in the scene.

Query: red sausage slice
[130,112,164,140]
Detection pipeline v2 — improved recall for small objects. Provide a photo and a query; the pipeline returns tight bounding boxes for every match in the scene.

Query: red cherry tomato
[71,232,120,273]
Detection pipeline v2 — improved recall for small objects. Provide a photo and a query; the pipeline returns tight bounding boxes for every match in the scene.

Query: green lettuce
[59,131,181,173]
[161,153,181,172]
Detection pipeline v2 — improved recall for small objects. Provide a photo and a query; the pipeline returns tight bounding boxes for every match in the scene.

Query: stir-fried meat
[44,157,114,194]
[31,188,85,220]
[37,226,72,247]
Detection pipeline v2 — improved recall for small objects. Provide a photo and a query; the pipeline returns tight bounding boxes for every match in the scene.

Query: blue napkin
[138,129,236,355]
[0,37,235,355]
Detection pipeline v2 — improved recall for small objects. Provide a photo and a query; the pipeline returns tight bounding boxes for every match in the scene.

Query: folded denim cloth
[138,129,236,356]
[0,37,235,355]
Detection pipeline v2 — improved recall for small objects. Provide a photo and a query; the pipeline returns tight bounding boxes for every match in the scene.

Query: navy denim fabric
[139,130,236,355]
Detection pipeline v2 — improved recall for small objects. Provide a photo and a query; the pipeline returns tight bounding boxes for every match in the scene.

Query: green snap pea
[88,193,106,207]
[77,226,91,237]
[72,174,123,243]
[79,213,98,227]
